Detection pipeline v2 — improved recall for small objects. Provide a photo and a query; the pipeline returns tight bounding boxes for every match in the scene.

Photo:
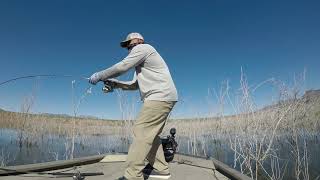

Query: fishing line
[0,74,93,115]
[0,74,89,87]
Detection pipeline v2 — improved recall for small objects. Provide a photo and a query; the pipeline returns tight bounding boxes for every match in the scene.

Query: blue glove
[89,72,101,85]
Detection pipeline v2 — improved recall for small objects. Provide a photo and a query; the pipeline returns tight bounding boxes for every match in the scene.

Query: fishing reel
[102,80,116,93]
[161,128,178,162]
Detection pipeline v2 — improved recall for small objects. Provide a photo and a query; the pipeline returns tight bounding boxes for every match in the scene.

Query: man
[89,32,178,180]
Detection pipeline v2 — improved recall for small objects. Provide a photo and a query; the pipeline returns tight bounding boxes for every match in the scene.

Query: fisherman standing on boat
[89,32,178,180]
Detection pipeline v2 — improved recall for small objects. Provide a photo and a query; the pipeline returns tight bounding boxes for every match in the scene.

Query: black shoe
[117,176,128,180]
[143,164,171,179]
[147,170,171,179]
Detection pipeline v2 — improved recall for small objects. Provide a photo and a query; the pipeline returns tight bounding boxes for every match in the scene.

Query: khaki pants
[124,101,176,180]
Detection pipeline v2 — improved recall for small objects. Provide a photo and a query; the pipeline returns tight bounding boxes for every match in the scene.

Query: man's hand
[89,72,101,85]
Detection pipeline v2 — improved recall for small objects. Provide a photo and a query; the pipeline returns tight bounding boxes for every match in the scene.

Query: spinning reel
[102,80,116,93]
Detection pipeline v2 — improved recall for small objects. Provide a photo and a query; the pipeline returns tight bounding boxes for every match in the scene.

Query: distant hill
[174,89,320,121]
[0,89,319,121]
[39,113,101,120]
[303,89,320,101]
[39,113,73,118]
[0,109,103,121]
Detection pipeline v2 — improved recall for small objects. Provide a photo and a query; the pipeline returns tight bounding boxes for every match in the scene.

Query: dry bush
[165,69,319,179]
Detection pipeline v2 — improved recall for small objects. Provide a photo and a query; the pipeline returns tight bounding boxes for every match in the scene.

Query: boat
[0,129,251,180]
[0,152,251,180]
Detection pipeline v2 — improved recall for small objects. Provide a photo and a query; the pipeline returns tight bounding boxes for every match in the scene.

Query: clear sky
[1,0,320,119]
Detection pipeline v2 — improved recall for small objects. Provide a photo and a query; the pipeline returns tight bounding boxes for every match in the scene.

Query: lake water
[0,128,319,179]
[0,128,129,165]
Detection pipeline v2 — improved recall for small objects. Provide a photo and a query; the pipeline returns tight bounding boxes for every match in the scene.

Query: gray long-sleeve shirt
[98,44,178,102]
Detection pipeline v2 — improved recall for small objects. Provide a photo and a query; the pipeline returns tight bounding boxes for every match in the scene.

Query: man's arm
[108,73,138,90]
[98,45,148,81]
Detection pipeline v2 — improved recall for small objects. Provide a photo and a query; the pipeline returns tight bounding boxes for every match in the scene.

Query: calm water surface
[0,128,319,179]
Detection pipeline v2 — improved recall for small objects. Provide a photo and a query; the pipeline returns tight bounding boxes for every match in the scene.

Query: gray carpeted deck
[1,154,229,180]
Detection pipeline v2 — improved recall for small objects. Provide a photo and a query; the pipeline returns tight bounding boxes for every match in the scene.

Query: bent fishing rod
[0,74,115,93]
[0,74,89,87]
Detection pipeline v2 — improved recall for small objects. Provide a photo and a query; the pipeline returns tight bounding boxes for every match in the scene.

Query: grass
[0,110,127,135]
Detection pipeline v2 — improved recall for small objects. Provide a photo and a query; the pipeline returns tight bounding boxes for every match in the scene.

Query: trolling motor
[161,128,178,162]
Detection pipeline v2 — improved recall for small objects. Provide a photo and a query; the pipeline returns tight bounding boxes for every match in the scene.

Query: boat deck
[1,154,230,180]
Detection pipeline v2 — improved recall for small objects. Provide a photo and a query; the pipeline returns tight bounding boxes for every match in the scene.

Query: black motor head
[170,128,176,137]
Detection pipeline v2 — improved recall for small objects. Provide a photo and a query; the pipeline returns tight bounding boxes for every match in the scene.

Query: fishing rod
[0,166,104,179]
[0,74,116,94]
[0,74,89,87]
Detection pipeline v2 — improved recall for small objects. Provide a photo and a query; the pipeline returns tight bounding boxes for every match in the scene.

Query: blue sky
[1,0,320,119]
